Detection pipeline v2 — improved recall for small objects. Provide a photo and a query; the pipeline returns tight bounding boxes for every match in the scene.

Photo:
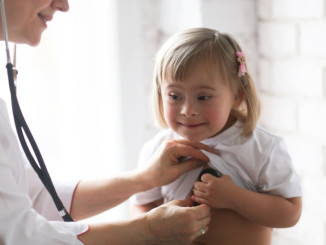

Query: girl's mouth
[179,122,205,128]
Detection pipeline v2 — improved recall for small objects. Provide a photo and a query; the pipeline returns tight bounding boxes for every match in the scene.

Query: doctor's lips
[38,14,52,27]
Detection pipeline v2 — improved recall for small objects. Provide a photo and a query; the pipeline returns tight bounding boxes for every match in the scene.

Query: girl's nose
[181,100,199,117]
[52,0,70,12]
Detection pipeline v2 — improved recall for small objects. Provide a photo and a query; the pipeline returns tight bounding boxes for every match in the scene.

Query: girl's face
[161,61,241,142]
[3,0,69,45]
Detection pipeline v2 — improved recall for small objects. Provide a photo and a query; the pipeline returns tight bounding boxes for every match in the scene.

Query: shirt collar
[201,120,244,148]
[172,120,244,148]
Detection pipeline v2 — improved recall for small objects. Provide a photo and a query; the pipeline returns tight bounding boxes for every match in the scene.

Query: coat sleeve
[0,98,88,245]
[0,157,88,245]
[26,163,79,221]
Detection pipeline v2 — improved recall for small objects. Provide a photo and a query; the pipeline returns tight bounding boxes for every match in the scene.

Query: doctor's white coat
[0,98,88,245]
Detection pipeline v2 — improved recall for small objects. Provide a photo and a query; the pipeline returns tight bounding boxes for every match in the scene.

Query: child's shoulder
[251,124,284,145]
[244,125,292,165]
[228,122,283,149]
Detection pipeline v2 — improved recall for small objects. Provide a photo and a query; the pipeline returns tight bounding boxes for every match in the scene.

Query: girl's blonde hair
[151,27,260,137]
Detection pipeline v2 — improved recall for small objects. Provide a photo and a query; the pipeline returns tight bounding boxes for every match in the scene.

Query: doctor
[0,0,213,244]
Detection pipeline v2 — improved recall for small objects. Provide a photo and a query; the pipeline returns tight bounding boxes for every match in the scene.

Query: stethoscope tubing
[1,0,73,222]
[7,63,73,222]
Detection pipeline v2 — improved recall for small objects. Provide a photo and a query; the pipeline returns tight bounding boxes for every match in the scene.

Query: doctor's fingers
[166,141,211,163]
[171,139,219,155]
[191,203,211,220]
[175,205,210,241]
[191,206,211,239]
[172,199,211,221]
[175,158,208,174]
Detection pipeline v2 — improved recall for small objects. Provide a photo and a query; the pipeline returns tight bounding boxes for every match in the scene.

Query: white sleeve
[0,160,88,245]
[0,99,88,245]
[26,163,79,221]
[257,137,302,198]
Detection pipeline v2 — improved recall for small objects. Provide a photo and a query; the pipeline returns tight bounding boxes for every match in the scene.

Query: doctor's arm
[70,139,216,221]
[78,199,211,245]
[130,198,164,217]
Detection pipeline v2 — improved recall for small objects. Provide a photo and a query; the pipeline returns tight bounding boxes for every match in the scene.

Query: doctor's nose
[180,100,199,117]
[52,0,70,12]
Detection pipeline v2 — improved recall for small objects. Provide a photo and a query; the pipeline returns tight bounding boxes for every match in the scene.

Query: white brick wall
[258,0,326,244]
[259,22,297,57]
[259,58,325,98]
[258,0,325,19]
[301,20,326,56]
[260,94,298,132]
[272,0,324,19]
[299,100,326,137]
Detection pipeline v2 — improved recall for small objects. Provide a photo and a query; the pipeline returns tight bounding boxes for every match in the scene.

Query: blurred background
[0,0,325,244]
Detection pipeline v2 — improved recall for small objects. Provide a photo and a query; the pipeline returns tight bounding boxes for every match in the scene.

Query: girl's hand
[142,139,218,188]
[191,174,239,209]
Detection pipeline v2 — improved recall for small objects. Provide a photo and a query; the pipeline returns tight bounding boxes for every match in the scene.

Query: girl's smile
[161,61,241,143]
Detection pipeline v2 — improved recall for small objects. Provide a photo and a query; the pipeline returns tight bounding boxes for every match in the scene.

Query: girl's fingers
[191,195,208,206]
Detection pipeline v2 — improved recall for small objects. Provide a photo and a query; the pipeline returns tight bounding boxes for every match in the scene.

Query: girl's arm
[192,174,302,228]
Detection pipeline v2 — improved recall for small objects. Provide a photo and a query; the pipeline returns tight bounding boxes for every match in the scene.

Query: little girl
[131,28,302,245]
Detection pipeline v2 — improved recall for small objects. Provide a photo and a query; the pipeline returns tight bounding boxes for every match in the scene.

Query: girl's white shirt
[0,98,88,245]
[132,121,302,205]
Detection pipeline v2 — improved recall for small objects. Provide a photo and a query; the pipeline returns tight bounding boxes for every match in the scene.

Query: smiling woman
[2,0,69,45]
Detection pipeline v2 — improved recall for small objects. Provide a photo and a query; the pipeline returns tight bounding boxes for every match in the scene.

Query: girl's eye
[169,93,181,100]
[198,96,211,101]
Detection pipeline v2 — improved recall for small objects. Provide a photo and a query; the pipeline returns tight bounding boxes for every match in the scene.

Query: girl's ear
[233,89,245,108]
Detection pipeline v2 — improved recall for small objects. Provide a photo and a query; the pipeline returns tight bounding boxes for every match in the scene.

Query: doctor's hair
[151,27,260,137]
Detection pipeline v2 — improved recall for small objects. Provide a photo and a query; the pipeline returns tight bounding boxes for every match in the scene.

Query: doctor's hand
[78,198,211,245]
[142,139,218,188]
[145,198,211,244]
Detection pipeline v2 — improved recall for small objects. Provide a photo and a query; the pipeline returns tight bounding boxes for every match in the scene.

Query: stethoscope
[0,0,73,222]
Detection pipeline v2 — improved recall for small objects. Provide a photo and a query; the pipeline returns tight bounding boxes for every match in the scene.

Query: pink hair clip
[236,51,246,77]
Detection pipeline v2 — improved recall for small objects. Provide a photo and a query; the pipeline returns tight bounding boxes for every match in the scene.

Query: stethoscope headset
[0,0,73,222]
